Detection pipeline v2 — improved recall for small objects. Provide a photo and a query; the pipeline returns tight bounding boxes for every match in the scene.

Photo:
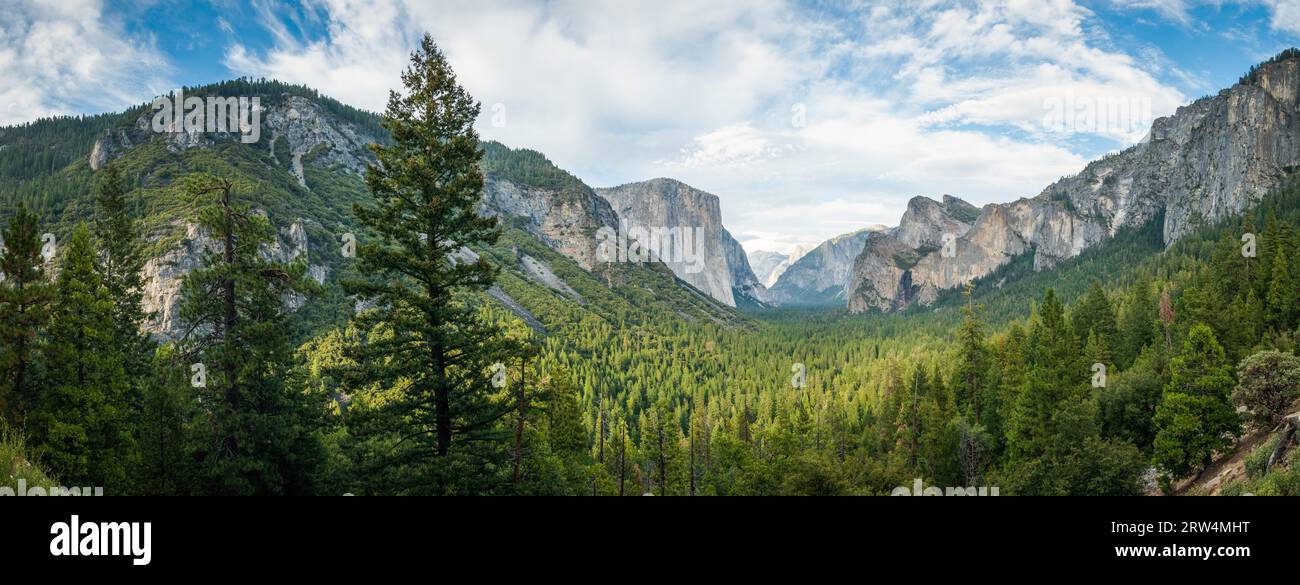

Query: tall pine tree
[176,175,323,495]
[0,204,51,424]
[341,35,519,494]
[31,224,133,489]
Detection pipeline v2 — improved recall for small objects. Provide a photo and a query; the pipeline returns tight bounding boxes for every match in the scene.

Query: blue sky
[2,0,1298,254]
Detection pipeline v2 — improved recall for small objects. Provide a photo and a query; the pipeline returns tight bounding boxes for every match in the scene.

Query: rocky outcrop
[595,178,765,307]
[747,250,790,288]
[479,176,619,271]
[141,218,326,340]
[848,52,1300,313]
[845,196,977,311]
[768,229,876,305]
[90,94,377,188]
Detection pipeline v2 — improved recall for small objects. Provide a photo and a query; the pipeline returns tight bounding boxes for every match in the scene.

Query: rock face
[141,219,327,339]
[845,196,978,311]
[747,250,789,287]
[595,178,766,307]
[90,94,377,186]
[479,176,619,271]
[848,53,1300,313]
[768,229,875,305]
[757,243,816,288]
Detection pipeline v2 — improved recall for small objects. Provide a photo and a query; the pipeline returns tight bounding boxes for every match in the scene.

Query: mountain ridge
[847,49,1300,313]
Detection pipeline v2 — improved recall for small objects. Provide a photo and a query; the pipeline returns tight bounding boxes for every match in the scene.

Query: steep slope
[846,195,979,311]
[0,80,742,341]
[762,244,814,288]
[747,249,789,287]
[479,142,621,271]
[767,228,876,306]
[595,178,766,307]
[848,50,1300,313]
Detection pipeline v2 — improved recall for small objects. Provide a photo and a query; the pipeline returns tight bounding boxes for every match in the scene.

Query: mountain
[595,178,766,307]
[0,80,743,341]
[844,195,979,311]
[767,228,877,305]
[848,51,1300,313]
[747,249,789,287]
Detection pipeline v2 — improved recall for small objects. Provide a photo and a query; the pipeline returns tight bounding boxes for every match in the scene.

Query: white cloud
[1110,0,1300,36]
[1263,0,1300,35]
[213,0,1256,252]
[671,123,793,168]
[1108,0,1195,25]
[0,0,171,125]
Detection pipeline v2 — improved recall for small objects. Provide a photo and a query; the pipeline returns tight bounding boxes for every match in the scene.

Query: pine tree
[176,175,323,495]
[1266,245,1295,330]
[1152,324,1240,483]
[1083,329,1112,370]
[340,35,518,493]
[31,224,133,489]
[93,163,148,337]
[953,283,989,424]
[1071,282,1117,347]
[0,204,51,424]
[1116,277,1155,369]
[642,399,685,495]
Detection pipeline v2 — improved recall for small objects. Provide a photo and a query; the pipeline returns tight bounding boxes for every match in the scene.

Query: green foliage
[1233,350,1300,428]
[336,35,525,495]
[0,204,51,423]
[7,46,1300,496]
[0,423,57,490]
[29,225,134,490]
[1152,324,1240,482]
[175,174,324,495]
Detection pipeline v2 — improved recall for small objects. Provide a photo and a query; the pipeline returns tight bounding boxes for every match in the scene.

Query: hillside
[0,80,743,344]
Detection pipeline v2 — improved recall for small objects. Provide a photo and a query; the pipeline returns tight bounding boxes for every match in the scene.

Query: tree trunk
[433,341,451,457]
[1266,414,1299,472]
[217,181,239,458]
[618,424,626,497]
[512,358,526,486]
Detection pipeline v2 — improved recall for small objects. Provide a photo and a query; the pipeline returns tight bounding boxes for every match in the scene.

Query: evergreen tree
[641,399,686,495]
[1084,329,1113,371]
[340,35,517,493]
[1071,282,1117,348]
[176,175,323,495]
[0,204,50,423]
[953,284,989,424]
[1116,277,1155,369]
[1152,324,1239,483]
[1266,245,1295,329]
[93,163,148,337]
[30,224,133,489]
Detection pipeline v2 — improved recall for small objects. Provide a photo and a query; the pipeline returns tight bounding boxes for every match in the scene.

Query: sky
[2,0,1299,255]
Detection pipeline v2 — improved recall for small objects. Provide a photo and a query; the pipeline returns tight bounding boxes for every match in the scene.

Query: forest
[3,36,1300,496]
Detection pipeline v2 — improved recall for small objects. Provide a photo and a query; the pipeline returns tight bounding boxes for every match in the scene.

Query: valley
[2,42,1300,496]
